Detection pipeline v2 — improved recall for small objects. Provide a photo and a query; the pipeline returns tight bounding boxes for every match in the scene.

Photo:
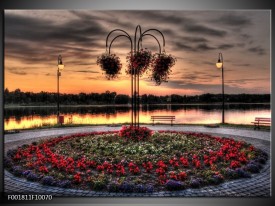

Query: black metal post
[57,68,60,124]
[217,53,225,124]
[221,60,225,124]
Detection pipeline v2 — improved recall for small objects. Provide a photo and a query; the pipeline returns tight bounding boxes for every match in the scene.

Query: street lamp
[216,52,225,124]
[57,54,64,125]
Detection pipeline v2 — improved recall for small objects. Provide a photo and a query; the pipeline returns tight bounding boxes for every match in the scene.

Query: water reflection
[4,104,271,130]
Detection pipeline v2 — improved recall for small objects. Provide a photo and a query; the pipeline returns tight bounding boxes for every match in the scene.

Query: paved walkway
[4,125,271,197]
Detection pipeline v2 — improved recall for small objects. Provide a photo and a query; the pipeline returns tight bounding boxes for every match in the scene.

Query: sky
[4,10,270,96]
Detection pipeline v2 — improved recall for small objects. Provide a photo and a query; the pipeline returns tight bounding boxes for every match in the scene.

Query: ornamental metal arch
[103,25,173,128]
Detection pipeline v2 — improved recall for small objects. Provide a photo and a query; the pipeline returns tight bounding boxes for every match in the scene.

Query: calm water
[4,104,271,130]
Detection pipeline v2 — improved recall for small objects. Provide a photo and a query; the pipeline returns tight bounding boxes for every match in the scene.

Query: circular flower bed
[5,129,268,193]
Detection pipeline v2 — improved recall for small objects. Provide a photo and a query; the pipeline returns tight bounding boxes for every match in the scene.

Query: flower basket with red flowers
[151,52,176,85]
[126,49,152,76]
[97,53,122,80]
[119,125,152,141]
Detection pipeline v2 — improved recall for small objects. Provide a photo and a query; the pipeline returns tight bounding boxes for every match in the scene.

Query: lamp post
[105,25,165,128]
[216,52,225,124]
[57,55,64,125]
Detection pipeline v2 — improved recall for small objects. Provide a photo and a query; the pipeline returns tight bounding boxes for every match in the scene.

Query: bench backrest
[255,117,271,122]
[151,116,175,119]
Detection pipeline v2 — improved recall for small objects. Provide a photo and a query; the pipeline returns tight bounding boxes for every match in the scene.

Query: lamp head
[216,58,223,69]
[58,55,64,70]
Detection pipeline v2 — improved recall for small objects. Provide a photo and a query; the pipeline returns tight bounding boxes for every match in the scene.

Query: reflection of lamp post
[57,55,64,125]
[216,53,225,124]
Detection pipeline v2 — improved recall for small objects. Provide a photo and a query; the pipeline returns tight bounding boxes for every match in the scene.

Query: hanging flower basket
[97,53,122,80]
[126,49,152,76]
[151,52,176,85]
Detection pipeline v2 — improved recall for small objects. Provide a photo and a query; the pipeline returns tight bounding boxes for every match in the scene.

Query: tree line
[4,88,270,105]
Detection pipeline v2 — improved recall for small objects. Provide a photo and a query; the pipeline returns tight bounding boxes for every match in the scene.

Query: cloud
[214,14,251,27]
[218,44,234,50]
[183,24,227,37]
[196,43,216,51]
[248,46,266,55]
[232,63,251,67]
[7,68,27,75]
[182,36,209,43]
[75,70,99,73]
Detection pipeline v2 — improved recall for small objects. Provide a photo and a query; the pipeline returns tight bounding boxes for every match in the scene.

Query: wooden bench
[151,116,176,126]
[251,117,271,130]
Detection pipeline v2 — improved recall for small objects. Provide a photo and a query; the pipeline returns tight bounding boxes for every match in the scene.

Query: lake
[4,103,271,130]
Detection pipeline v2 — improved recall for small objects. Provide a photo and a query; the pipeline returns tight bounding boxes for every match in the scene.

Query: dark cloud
[248,46,266,55]
[173,41,195,52]
[196,43,216,51]
[5,12,107,64]
[182,36,208,43]
[218,44,234,50]
[184,24,226,37]
[233,63,251,67]
[215,14,251,27]
[226,78,270,84]
[75,70,99,73]
[7,68,27,75]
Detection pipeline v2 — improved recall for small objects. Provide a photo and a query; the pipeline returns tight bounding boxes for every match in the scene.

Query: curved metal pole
[134,25,142,52]
[106,29,131,50]
[141,28,165,51]
[108,34,132,54]
[138,33,162,54]
[134,25,142,127]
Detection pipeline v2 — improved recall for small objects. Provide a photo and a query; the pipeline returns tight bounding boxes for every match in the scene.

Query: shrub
[119,182,135,193]
[165,180,184,191]
[93,180,106,191]
[189,178,203,188]
[107,182,120,192]
[56,180,71,188]
[209,174,224,185]
[12,166,23,177]
[221,168,238,179]
[135,184,147,193]
[41,176,55,186]
[26,172,40,182]
[22,170,32,177]
[235,168,251,178]
[6,149,17,158]
[244,163,260,173]
[4,157,14,168]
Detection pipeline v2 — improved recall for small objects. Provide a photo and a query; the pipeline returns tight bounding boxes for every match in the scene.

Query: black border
[0,0,273,205]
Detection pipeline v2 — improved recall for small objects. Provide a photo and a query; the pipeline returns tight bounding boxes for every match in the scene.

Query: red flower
[73,173,82,183]
[39,166,49,173]
[142,161,153,173]
[178,171,187,181]
[179,157,189,167]
[230,160,241,169]
[169,171,178,180]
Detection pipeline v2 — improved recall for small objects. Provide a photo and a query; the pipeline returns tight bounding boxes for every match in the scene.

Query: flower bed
[5,130,268,193]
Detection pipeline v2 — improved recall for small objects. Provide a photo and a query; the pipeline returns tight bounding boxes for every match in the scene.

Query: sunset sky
[4,10,270,96]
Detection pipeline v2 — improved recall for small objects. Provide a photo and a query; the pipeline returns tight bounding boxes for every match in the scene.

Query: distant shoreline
[4,102,271,108]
